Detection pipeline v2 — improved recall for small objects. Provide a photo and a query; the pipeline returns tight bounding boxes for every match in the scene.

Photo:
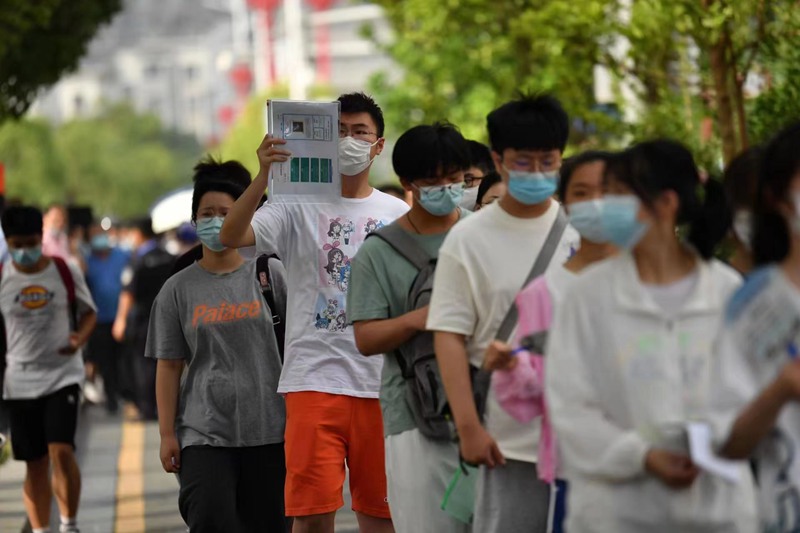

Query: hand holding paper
[686,421,742,483]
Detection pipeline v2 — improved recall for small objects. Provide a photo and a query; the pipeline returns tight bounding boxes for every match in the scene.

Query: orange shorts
[284,391,390,519]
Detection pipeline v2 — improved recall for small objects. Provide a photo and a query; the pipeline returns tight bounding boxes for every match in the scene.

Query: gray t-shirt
[1,260,96,399]
[347,213,466,437]
[145,260,286,449]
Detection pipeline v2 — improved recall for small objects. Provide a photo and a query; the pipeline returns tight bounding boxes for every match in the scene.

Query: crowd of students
[2,88,800,533]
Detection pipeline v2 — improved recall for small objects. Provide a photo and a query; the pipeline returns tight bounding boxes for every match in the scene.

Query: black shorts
[6,384,80,462]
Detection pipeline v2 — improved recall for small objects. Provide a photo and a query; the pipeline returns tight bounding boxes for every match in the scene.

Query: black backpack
[368,225,454,441]
[256,254,286,363]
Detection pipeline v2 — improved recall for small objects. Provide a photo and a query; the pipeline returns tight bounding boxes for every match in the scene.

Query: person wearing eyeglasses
[460,140,495,210]
[220,92,408,533]
[427,95,579,533]
[348,122,471,533]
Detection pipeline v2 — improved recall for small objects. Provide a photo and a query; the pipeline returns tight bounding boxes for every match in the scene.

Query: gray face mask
[459,186,480,211]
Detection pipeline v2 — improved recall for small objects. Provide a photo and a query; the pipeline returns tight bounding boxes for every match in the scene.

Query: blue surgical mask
[568,200,609,243]
[91,234,111,251]
[11,246,43,267]
[506,169,559,205]
[599,195,649,249]
[196,217,226,252]
[415,183,465,216]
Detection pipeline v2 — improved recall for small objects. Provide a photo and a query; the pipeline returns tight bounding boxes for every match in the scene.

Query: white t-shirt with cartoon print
[251,190,409,398]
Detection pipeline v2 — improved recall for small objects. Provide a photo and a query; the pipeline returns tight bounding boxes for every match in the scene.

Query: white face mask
[339,136,378,176]
[732,210,753,250]
[459,186,480,211]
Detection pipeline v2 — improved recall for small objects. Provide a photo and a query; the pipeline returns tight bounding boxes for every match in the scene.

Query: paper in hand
[686,421,741,483]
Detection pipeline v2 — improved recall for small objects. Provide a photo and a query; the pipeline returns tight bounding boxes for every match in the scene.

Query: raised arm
[219,134,291,249]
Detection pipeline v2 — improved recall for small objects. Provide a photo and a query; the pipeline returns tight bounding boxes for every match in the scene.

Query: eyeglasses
[416,182,466,194]
[338,128,378,142]
[504,157,560,172]
[464,173,484,188]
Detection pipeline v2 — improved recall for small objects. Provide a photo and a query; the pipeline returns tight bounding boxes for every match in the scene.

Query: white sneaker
[83,381,104,404]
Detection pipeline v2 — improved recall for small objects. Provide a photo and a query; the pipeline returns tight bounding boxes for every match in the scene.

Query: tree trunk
[709,36,738,164]
[729,34,749,151]
[733,76,749,151]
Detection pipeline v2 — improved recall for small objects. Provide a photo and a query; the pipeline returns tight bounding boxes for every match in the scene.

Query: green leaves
[0,103,202,218]
[0,0,122,121]
[367,0,799,168]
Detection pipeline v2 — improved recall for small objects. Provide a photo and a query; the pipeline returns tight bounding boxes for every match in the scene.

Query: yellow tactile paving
[114,406,145,533]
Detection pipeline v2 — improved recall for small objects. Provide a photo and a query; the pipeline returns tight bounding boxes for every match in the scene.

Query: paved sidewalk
[0,404,359,532]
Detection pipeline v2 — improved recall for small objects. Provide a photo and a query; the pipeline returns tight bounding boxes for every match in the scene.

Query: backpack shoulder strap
[256,254,286,363]
[51,256,78,329]
[495,207,568,343]
[256,254,280,322]
[368,224,431,272]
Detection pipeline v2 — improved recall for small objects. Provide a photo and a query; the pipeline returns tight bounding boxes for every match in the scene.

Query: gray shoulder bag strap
[473,207,569,418]
[367,224,432,271]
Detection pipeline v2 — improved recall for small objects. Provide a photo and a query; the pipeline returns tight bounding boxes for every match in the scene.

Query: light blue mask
[196,217,226,252]
[416,183,465,216]
[599,195,649,249]
[11,246,43,267]
[91,234,111,251]
[568,200,609,243]
[506,170,559,205]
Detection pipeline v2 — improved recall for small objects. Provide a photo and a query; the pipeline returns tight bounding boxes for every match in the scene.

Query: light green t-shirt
[347,214,465,437]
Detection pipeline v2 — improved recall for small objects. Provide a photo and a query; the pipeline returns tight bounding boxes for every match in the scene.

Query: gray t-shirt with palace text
[145,260,285,449]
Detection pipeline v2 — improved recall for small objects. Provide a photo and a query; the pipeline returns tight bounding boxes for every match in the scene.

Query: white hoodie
[545,253,758,533]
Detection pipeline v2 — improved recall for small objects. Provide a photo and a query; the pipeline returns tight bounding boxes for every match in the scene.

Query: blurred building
[29,0,396,145]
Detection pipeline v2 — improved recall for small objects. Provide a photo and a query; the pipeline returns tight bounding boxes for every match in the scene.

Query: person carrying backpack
[1,206,97,533]
[348,122,471,532]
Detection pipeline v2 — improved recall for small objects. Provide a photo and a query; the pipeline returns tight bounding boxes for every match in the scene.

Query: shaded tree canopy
[0,0,122,121]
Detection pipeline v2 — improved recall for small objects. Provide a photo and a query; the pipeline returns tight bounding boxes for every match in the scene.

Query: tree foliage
[0,104,202,218]
[368,0,615,144]
[0,0,122,121]
[368,0,800,166]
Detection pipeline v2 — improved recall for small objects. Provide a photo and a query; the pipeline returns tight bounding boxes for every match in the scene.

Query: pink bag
[491,276,558,483]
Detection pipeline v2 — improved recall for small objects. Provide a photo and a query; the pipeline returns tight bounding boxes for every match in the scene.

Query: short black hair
[392,122,471,183]
[131,216,156,239]
[476,170,503,206]
[193,156,251,190]
[557,150,614,200]
[723,146,762,211]
[190,157,252,223]
[467,140,494,175]
[486,94,569,154]
[753,121,800,265]
[339,92,385,137]
[2,206,43,237]
[192,180,246,223]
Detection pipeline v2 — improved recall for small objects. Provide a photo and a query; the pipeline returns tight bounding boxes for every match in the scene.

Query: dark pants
[178,443,288,533]
[87,322,122,412]
[128,321,157,420]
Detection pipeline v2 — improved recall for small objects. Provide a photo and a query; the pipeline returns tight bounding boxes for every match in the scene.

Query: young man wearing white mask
[427,95,579,533]
[220,92,408,533]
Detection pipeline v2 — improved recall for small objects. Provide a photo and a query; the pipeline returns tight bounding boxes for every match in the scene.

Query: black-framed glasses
[464,174,484,188]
